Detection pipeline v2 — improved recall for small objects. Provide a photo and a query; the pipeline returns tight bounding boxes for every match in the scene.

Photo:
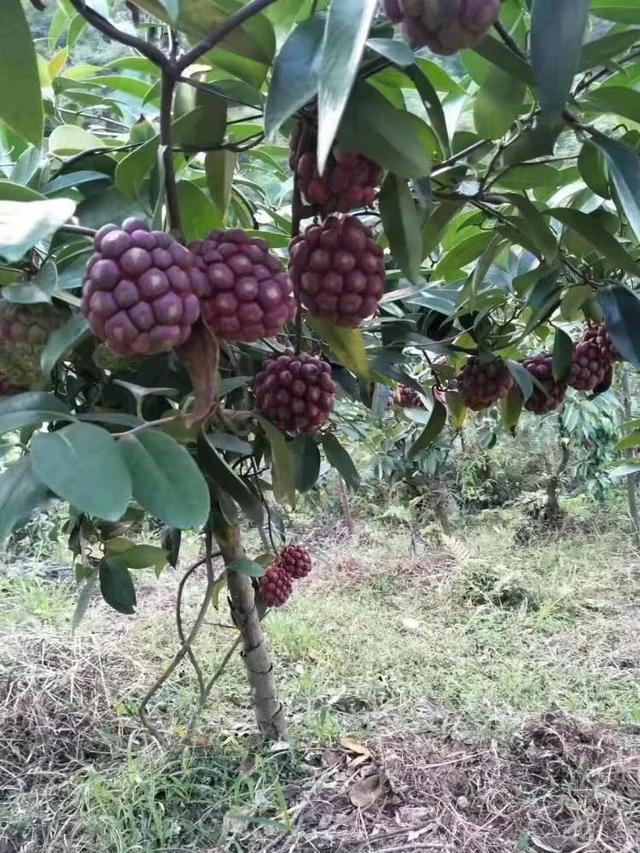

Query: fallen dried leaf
[348,773,383,808]
[321,749,343,768]
[339,736,369,756]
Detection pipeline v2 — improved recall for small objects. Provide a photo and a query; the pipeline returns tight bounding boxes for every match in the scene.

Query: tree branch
[175,0,280,74]
[160,70,183,240]
[66,0,168,67]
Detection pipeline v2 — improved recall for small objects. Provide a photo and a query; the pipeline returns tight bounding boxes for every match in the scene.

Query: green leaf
[256,415,296,508]
[614,431,640,452]
[505,194,558,263]
[176,181,222,243]
[552,328,573,381]
[0,0,43,146]
[49,125,106,156]
[610,460,640,478]
[309,318,370,380]
[591,0,640,24]
[291,434,321,493]
[197,433,264,527]
[264,15,325,139]
[584,86,640,123]
[0,391,73,434]
[2,260,58,305]
[471,34,534,86]
[99,558,136,615]
[530,0,590,116]
[337,81,431,179]
[321,433,360,489]
[408,398,446,459]
[72,575,98,631]
[578,141,610,199]
[174,94,227,151]
[40,313,89,377]
[0,457,49,544]
[120,430,210,529]
[598,285,640,367]
[551,208,640,275]
[317,0,378,172]
[31,423,131,521]
[474,66,526,140]
[579,28,640,69]
[0,199,76,263]
[593,134,640,242]
[105,540,168,571]
[0,181,43,202]
[506,360,534,401]
[560,285,593,320]
[402,64,449,155]
[435,232,492,280]
[205,150,236,216]
[207,432,252,455]
[367,37,414,66]
[379,174,422,283]
[227,557,266,577]
[422,201,464,257]
[115,135,159,200]
[501,386,523,431]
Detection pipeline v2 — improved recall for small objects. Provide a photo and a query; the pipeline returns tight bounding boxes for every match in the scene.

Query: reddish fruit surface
[569,326,612,391]
[190,229,296,342]
[289,122,382,215]
[82,218,205,356]
[254,352,336,434]
[522,354,567,415]
[259,563,293,607]
[590,323,622,363]
[593,364,614,396]
[290,216,386,327]
[395,385,425,408]
[458,358,513,411]
[384,0,500,54]
[0,303,65,385]
[279,545,312,579]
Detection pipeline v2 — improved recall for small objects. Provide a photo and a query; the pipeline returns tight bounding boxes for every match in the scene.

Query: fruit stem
[160,70,183,241]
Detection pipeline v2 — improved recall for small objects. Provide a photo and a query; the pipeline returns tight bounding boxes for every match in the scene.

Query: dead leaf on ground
[321,749,343,768]
[348,772,384,808]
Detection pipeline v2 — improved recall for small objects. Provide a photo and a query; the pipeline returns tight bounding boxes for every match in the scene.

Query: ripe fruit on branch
[590,322,622,364]
[279,544,312,579]
[0,302,66,386]
[458,357,513,411]
[259,563,293,607]
[254,352,336,434]
[522,353,567,415]
[190,229,296,343]
[289,121,383,216]
[395,384,425,408]
[384,0,500,54]
[82,218,205,356]
[289,216,386,327]
[568,325,612,392]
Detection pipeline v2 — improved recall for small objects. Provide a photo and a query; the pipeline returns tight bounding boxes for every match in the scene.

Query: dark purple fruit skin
[569,326,612,391]
[289,122,382,216]
[259,563,293,606]
[459,358,513,411]
[279,545,312,579]
[254,352,336,434]
[384,0,500,54]
[289,216,386,328]
[82,218,205,357]
[190,229,296,343]
[395,385,425,408]
[590,322,622,363]
[522,354,567,415]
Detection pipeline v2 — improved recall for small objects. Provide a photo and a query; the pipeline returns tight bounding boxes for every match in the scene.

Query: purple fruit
[383,0,501,54]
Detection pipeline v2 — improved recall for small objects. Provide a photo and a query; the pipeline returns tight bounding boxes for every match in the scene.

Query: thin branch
[176,558,207,700]
[494,20,527,62]
[187,635,242,735]
[59,224,97,238]
[66,0,168,67]
[176,0,280,74]
[160,70,183,239]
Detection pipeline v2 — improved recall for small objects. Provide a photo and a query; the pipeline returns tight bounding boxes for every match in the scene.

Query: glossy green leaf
[227,558,266,577]
[379,174,422,284]
[2,260,58,305]
[317,0,377,171]
[552,328,573,381]
[40,313,90,377]
[291,434,321,493]
[471,34,534,85]
[256,415,296,508]
[205,150,236,215]
[408,398,446,459]
[505,194,558,262]
[176,181,222,243]
[578,141,610,199]
[99,558,136,615]
[0,457,50,544]
[551,208,640,275]
[120,430,209,529]
[0,199,76,263]
[402,65,449,155]
[560,285,593,320]
[501,386,524,432]
[422,201,464,257]
[366,37,414,66]
[0,0,43,146]
[614,431,640,452]
[594,134,640,242]
[579,28,640,69]
[0,392,73,434]
[321,433,360,489]
[474,66,526,140]
[591,0,640,24]
[584,86,640,123]
[598,285,640,367]
[173,93,227,150]
[507,360,534,401]
[309,318,370,380]
[115,135,159,200]
[49,125,106,156]
[435,232,492,280]
[32,423,132,521]
[105,540,168,571]
[197,433,264,527]
[264,15,325,139]
[530,0,590,115]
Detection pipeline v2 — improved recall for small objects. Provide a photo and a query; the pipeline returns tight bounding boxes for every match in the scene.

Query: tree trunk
[621,369,640,549]
[214,521,288,740]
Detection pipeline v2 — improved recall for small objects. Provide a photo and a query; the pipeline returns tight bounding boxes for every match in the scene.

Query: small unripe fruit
[279,545,312,579]
[290,216,386,327]
[0,303,66,386]
[259,563,293,607]
[190,229,296,342]
[82,218,205,357]
[458,358,513,411]
[568,325,612,392]
[522,353,567,415]
[395,384,425,408]
[254,352,336,434]
[384,0,500,54]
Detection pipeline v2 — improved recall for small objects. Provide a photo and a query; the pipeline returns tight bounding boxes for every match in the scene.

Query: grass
[1,497,639,851]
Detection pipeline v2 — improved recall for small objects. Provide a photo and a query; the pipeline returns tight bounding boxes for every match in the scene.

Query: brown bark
[214,521,288,740]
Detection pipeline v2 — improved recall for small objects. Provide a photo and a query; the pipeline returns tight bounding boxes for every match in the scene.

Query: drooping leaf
[264,14,325,139]
[99,558,136,615]
[379,174,422,283]
[474,65,526,140]
[321,433,360,489]
[505,194,558,263]
[471,34,534,85]
[0,392,73,434]
[317,0,378,172]
[120,429,210,529]
[501,386,524,432]
[291,434,321,493]
[31,423,132,521]
[402,64,449,155]
[227,557,266,577]
[161,526,181,568]
[0,0,43,146]
[105,540,168,571]
[591,0,640,24]
[197,433,264,527]
[584,86,640,123]
[507,360,534,401]
[0,199,76,263]
[593,134,640,242]
[598,285,640,367]
[256,415,296,508]
[205,150,236,216]
[579,28,640,69]
[0,457,50,544]
[422,201,464,257]
[552,327,573,381]
[40,314,90,377]
[578,141,610,199]
[551,208,640,275]
[309,318,370,381]
[176,181,222,243]
[408,398,446,459]
[115,135,159,200]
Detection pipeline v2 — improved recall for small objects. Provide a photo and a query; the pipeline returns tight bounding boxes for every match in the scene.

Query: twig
[186,634,242,736]
[59,224,97,238]
[160,70,182,239]
[494,20,527,62]
[176,558,207,700]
